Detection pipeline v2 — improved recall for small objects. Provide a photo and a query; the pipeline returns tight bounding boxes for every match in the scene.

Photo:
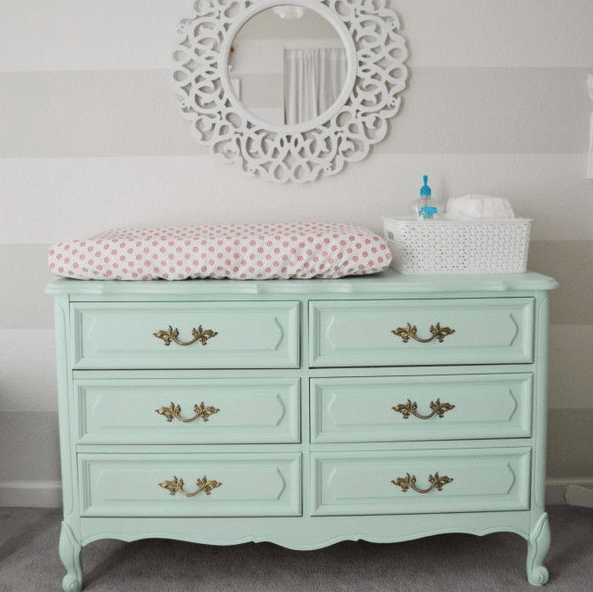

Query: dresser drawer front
[80,453,301,517]
[311,373,532,443]
[72,301,300,369]
[309,298,534,367]
[76,377,300,444]
[312,448,531,516]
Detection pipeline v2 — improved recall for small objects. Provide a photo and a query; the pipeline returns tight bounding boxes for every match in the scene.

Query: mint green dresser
[47,270,557,591]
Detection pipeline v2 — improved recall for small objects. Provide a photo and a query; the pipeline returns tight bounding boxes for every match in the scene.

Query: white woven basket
[382,216,531,274]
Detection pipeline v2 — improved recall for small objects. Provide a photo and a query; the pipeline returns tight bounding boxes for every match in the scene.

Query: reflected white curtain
[588,74,593,178]
[284,48,347,125]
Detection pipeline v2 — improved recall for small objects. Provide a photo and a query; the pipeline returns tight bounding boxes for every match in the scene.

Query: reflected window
[284,46,347,125]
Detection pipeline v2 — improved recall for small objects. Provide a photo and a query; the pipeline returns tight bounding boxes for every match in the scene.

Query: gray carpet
[1,505,592,592]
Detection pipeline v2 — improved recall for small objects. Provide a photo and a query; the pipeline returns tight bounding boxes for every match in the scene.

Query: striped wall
[1,0,593,506]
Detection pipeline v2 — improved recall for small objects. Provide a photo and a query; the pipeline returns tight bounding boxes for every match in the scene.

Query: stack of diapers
[445,194,515,220]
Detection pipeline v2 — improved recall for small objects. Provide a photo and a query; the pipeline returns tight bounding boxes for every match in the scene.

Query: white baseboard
[545,478,593,505]
[0,480,62,508]
[1,478,592,508]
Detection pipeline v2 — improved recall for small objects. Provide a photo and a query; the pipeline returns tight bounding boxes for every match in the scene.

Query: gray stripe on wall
[529,240,593,325]
[1,67,591,158]
[0,408,587,490]
[547,409,593,478]
[0,70,199,158]
[0,412,60,482]
[0,240,590,330]
[548,325,593,410]
[379,66,592,154]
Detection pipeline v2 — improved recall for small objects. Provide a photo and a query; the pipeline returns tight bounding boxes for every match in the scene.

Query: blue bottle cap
[420,175,431,196]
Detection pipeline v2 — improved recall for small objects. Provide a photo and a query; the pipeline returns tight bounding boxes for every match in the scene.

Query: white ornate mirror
[171,0,408,183]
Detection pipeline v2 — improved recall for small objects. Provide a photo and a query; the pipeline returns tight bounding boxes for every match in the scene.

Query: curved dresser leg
[59,522,83,592]
[527,512,550,586]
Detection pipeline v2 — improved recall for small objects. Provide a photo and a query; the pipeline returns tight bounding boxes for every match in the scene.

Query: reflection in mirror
[228,6,347,127]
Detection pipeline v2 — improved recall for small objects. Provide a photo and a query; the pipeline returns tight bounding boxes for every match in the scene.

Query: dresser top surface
[46,268,557,297]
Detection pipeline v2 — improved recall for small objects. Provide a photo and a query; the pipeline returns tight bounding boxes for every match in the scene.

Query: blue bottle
[410,175,442,220]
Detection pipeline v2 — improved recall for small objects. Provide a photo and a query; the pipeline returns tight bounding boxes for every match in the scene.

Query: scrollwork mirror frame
[171,0,408,183]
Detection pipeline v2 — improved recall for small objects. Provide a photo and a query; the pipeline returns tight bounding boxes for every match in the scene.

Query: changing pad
[48,223,392,280]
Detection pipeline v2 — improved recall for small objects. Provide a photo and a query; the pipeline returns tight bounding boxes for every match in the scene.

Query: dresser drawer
[80,453,301,517]
[75,377,300,444]
[71,301,300,369]
[311,373,532,443]
[312,448,530,516]
[309,298,534,367]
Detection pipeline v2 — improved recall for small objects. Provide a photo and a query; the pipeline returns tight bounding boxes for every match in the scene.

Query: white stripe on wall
[1,320,592,414]
[0,330,58,412]
[1,154,591,244]
[0,245,55,329]
[0,0,190,73]
[2,0,592,72]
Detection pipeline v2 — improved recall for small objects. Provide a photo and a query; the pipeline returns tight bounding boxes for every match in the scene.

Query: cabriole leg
[526,512,550,586]
[59,522,83,592]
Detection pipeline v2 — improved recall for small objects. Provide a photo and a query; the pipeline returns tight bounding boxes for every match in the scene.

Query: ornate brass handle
[159,476,222,498]
[155,401,219,423]
[391,472,453,494]
[392,399,455,420]
[153,325,218,346]
[392,323,455,344]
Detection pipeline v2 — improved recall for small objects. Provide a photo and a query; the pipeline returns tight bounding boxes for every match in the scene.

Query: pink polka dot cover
[48,222,392,280]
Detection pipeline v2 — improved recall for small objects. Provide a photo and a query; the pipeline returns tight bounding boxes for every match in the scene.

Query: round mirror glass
[228,5,348,127]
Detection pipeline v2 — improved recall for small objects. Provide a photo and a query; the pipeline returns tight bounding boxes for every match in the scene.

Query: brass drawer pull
[155,401,220,423]
[159,476,222,498]
[392,399,455,420]
[153,325,218,346]
[392,472,453,494]
[392,323,455,344]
